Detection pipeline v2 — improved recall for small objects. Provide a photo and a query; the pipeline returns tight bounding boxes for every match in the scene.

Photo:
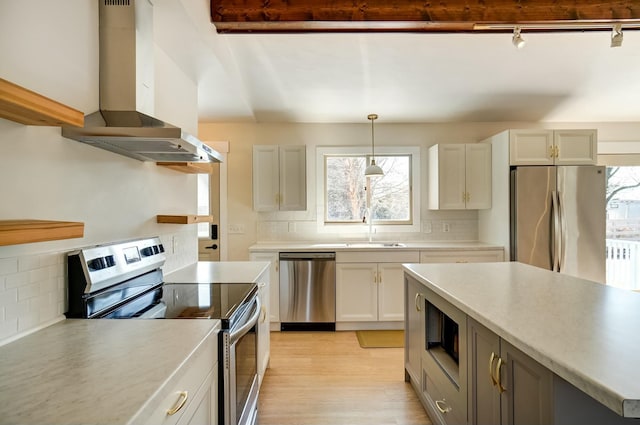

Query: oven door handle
[229,296,261,345]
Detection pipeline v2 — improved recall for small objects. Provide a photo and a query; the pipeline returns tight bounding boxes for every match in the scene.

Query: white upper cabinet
[253,145,306,211]
[429,143,491,210]
[509,129,597,166]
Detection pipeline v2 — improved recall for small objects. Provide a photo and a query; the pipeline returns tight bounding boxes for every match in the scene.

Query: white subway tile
[0,288,18,307]
[18,312,40,332]
[0,258,18,276]
[5,272,28,289]
[29,267,49,284]
[4,299,28,320]
[18,283,39,301]
[18,255,40,272]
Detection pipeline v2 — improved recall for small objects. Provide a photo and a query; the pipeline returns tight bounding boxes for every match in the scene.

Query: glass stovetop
[160,282,257,327]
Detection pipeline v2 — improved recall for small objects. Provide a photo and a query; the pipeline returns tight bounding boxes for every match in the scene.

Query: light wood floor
[258,331,432,425]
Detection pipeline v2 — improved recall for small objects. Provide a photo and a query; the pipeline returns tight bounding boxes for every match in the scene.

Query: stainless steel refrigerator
[510,166,606,283]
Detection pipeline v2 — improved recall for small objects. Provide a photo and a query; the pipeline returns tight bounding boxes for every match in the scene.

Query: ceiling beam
[210,0,640,33]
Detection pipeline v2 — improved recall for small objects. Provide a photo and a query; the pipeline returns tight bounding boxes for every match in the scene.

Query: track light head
[512,26,526,49]
[611,24,623,48]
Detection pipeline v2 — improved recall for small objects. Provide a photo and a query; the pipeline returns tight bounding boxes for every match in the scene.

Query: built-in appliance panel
[421,286,468,424]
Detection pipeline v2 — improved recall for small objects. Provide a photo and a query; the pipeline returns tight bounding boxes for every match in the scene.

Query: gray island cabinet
[404,262,640,425]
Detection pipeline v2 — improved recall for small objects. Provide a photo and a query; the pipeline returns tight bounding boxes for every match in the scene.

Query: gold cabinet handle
[496,357,506,393]
[260,305,267,323]
[275,261,279,273]
[167,391,188,416]
[549,145,555,158]
[554,145,560,158]
[489,352,498,386]
[435,399,452,414]
[414,292,422,312]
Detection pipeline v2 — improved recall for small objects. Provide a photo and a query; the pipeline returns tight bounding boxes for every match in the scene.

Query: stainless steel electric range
[65,237,260,425]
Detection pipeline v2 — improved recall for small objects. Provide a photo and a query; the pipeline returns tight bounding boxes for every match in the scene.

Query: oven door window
[234,324,257,421]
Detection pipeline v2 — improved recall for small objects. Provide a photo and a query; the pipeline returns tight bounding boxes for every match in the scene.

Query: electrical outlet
[423,221,432,234]
[172,236,179,254]
[442,223,450,233]
[228,224,245,234]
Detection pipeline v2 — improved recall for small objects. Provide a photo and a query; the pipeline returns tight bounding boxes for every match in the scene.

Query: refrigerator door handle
[551,190,560,272]
[557,191,567,272]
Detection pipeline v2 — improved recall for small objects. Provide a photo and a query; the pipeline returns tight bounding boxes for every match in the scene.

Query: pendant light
[365,113,384,177]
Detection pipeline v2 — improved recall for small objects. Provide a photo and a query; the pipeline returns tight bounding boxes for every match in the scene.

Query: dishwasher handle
[279,252,336,260]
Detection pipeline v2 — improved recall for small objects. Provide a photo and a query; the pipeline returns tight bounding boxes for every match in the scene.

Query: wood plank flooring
[258,331,432,425]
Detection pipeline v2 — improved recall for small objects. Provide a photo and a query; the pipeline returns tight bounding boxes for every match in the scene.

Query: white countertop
[163,261,270,284]
[249,241,503,252]
[403,262,640,418]
[0,319,220,425]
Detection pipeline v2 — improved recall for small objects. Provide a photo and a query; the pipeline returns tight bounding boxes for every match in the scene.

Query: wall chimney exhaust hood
[62,0,222,163]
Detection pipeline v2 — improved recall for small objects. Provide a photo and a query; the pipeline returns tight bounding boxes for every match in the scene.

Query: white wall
[200,122,640,261]
[0,1,200,345]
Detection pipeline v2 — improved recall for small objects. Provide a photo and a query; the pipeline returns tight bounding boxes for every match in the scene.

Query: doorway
[605,165,640,290]
[198,142,228,261]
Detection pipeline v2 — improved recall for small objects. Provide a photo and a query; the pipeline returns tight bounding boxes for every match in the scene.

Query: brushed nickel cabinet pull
[414,292,422,312]
[435,399,452,414]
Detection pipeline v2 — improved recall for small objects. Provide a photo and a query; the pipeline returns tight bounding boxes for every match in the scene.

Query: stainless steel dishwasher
[279,252,336,331]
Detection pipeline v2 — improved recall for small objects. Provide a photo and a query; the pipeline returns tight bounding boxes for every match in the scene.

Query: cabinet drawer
[141,333,218,425]
[423,374,466,425]
[337,250,419,263]
[420,249,504,263]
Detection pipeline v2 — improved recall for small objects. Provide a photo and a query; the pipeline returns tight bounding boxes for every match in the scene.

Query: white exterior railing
[607,218,640,239]
[606,239,640,290]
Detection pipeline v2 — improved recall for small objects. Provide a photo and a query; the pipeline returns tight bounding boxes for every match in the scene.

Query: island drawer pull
[489,352,498,386]
[415,293,422,312]
[435,399,452,414]
[167,391,189,416]
[496,357,506,393]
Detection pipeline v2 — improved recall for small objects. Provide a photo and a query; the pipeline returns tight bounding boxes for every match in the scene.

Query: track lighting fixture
[512,26,525,49]
[611,24,623,48]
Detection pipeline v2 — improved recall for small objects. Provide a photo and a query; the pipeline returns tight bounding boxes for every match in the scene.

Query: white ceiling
[159,0,640,125]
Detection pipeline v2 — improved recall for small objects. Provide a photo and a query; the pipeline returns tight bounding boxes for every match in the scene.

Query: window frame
[316,145,421,234]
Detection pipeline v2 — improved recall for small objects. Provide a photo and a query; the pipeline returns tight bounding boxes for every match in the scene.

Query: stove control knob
[88,257,106,271]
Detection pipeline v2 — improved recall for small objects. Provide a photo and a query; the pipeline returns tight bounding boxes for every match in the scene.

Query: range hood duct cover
[62,0,222,163]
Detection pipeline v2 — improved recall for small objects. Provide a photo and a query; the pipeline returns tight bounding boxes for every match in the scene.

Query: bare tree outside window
[325,155,411,224]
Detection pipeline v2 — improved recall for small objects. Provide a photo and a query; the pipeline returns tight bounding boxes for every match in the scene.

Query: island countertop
[0,319,220,425]
[403,262,640,418]
[164,260,270,284]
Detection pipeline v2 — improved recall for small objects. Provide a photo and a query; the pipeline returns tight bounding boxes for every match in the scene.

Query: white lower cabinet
[144,333,218,425]
[256,268,271,386]
[336,251,419,325]
[249,252,279,328]
[420,248,504,264]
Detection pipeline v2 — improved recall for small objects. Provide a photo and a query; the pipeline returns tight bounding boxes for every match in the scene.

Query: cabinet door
[404,275,424,384]
[429,144,466,210]
[177,369,217,425]
[249,252,280,324]
[377,263,404,321]
[465,143,492,209]
[257,275,270,386]
[500,340,553,425]
[336,263,378,321]
[554,129,597,165]
[252,145,279,211]
[279,145,307,210]
[468,318,501,425]
[509,130,554,166]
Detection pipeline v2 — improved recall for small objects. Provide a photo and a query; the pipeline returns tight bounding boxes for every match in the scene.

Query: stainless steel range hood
[62,0,222,163]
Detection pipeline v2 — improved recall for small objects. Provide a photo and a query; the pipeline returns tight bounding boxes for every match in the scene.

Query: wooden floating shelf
[157,215,213,224]
[156,162,214,174]
[0,220,85,247]
[0,78,84,127]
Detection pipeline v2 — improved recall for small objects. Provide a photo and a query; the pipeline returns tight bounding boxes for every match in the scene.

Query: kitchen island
[404,262,640,425]
[0,319,220,425]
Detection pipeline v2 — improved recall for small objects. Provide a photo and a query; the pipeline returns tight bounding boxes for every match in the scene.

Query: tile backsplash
[0,230,197,346]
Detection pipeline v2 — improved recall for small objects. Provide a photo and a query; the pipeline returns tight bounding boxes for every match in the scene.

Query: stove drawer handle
[166,391,188,416]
